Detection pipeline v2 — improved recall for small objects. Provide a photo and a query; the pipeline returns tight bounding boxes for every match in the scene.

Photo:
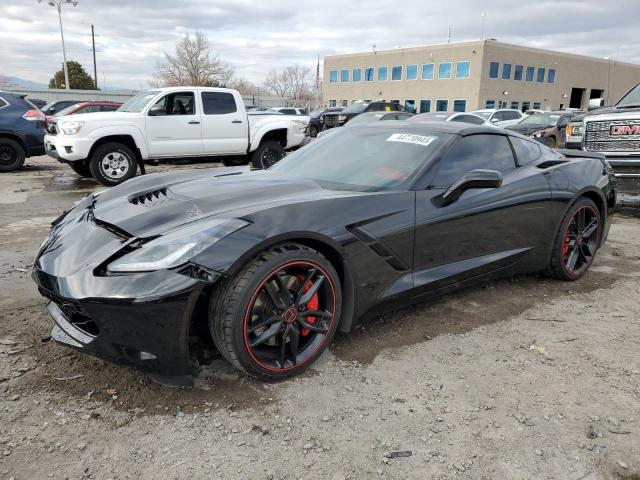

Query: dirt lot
[1,156,639,480]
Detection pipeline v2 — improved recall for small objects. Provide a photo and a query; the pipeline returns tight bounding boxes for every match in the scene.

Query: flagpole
[316,54,320,109]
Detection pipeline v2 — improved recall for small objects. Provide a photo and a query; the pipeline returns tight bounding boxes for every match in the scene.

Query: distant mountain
[0,76,47,89]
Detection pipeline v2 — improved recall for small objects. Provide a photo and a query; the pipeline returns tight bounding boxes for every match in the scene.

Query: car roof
[349,119,504,135]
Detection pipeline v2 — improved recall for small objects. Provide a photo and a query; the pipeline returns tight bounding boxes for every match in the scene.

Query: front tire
[209,243,342,381]
[545,137,557,148]
[89,142,137,186]
[250,140,286,169]
[0,138,25,173]
[68,161,93,178]
[309,125,319,138]
[549,197,601,281]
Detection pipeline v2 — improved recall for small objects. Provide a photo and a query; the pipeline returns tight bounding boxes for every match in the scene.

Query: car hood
[92,167,358,237]
[58,111,140,124]
[506,123,549,134]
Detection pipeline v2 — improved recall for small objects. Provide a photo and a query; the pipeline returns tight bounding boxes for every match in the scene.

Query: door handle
[232,120,243,124]
[188,120,200,124]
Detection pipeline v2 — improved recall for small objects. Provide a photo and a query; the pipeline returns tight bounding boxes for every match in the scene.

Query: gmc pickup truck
[44,87,308,186]
[566,82,640,188]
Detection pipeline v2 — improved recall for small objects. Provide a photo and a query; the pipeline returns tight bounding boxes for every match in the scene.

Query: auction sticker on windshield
[387,133,436,146]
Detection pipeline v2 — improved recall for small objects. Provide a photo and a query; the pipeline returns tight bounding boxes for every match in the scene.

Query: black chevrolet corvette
[32,122,616,385]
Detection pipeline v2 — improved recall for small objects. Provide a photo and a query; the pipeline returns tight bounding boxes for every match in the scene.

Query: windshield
[270,127,445,191]
[309,109,324,118]
[54,103,82,117]
[617,83,640,108]
[117,91,160,113]
[342,102,369,114]
[474,111,492,120]
[520,113,561,126]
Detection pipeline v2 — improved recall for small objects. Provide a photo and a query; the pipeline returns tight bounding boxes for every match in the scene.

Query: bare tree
[263,64,313,101]
[227,77,258,95]
[151,31,234,87]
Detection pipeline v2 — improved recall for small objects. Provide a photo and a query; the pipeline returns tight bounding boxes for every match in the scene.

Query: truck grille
[584,119,640,152]
[324,115,339,127]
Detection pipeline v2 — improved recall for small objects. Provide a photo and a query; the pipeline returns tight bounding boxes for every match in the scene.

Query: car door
[201,91,248,155]
[412,133,552,294]
[145,90,202,157]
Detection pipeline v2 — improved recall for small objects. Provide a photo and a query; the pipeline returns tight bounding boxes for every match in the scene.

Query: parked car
[408,112,493,126]
[44,87,309,185]
[472,108,525,127]
[32,121,616,385]
[506,111,579,148]
[317,111,413,138]
[46,101,123,132]
[269,107,308,116]
[41,100,86,116]
[323,101,409,128]
[565,82,640,187]
[0,92,46,172]
[307,107,343,137]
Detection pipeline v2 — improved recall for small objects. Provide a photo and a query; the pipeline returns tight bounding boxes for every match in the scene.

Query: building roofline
[324,39,640,68]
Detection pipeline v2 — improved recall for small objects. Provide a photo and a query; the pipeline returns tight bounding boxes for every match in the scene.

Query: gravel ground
[1,156,639,480]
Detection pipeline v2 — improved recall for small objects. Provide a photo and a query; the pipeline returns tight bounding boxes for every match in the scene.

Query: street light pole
[38,0,79,90]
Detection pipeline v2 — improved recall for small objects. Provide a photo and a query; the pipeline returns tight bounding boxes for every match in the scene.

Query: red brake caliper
[562,235,570,255]
[297,275,319,336]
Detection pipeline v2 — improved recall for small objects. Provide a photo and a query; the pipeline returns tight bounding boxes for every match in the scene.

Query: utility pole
[481,12,485,40]
[447,27,451,44]
[38,0,79,90]
[91,24,97,89]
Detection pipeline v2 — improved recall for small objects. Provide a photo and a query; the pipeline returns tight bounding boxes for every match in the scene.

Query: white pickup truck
[44,87,309,186]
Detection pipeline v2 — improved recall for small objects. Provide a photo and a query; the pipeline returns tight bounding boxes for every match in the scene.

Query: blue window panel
[536,67,545,82]
[547,69,556,83]
[502,63,511,80]
[453,100,466,112]
[456,61,470,78]
[329,70,338,83]
[405,100,415,111]
[352,68,361,82]
[436,99,448,111]
[526,66,535,81]
[406,64,418,80]
[489,62,499,79]
[438,63,452,79]
[391,65,403,80]
[510,101,519,110]
[421,63,434,80]
[340,69,349,82]
[533,102,541,109]
[419,99,431,112]
[485,100,495,109]
[377,66,387,81]
[365,67,375,81]
[514,65,523,80]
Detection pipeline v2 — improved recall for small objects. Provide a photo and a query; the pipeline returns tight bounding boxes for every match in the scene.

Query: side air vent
[536,160,568,169]
[348,225,409,271]
[129,187,168,205]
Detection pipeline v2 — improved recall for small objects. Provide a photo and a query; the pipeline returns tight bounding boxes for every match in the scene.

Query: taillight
[23,109,45,122]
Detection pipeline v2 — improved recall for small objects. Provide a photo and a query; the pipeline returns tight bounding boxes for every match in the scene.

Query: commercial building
[322,40,640,113]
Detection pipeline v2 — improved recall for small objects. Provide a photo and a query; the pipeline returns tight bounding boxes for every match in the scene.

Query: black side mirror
[148,105,166,116]
[442,169,503,204]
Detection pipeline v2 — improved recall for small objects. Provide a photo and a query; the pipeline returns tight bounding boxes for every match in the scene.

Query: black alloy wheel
[250,140,286,169]
[309,125,319,138]
[209,244,342,380]
[243,262,336,371]
[562,204,599,276]
[549,198,600,280]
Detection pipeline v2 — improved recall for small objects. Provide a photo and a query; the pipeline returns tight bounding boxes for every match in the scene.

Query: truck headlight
[532,132,544,138]
[107,218,248,273]
[566,124,583,137]
[338,115,347,122]
[60,121,85,135]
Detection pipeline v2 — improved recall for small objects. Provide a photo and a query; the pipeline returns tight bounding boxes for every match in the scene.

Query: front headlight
[338,115,347,121]
[566,124,583,137]
[107,218,248,273]
[532,132,544,138]
[60,121,85,135]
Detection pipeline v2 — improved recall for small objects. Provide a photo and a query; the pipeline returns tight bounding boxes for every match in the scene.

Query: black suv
[323,101,409,128]
[307,107,343,137]
[0,92,46,172]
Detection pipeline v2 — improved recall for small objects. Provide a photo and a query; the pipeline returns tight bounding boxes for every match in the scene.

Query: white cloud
[1,0,639,89]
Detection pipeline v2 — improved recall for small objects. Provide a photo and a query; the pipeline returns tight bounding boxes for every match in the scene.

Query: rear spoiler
[556,149,605,160]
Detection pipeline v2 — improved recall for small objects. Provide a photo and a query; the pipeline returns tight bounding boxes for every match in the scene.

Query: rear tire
[68,161,92,178]
[0,138,25,172]
[209,243,342,381]
[250,140,286,169]
[548,197,601,281]
[89,142,137,186]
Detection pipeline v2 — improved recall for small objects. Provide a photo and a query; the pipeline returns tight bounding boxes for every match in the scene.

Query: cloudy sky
[1,0,639,90]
